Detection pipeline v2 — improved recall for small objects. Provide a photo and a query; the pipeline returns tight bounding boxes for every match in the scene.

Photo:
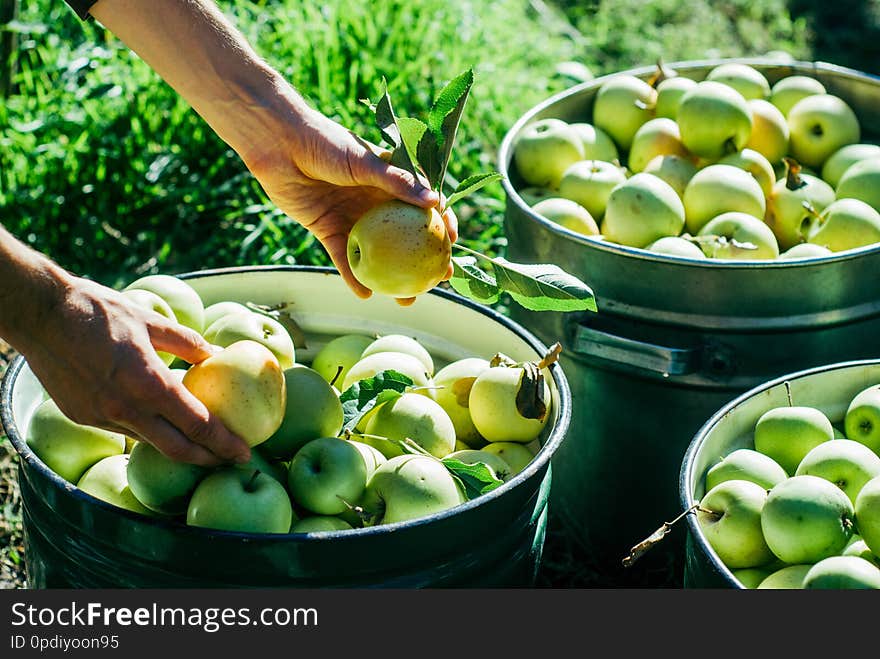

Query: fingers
[125,414,228,467]
[148,318,218,365]
[361,152,439,209]
[443,261,454,282]
[321,231,372,299]
[441,206,459,243]
[395,297,416,307]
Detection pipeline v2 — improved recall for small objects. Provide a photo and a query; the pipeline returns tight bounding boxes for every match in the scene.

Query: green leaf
[441,458,504,499]
[445,172,503,208]
[393,117,428,175]
[449,255,501,305]
[425,69,475,190]
[373,83,420,180]
[339,370,414,432]
[492,257,597,312]
[416,129,443,192]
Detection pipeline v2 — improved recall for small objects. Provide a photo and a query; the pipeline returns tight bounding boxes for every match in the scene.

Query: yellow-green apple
[706,63,770,100]
[568,122,619,162]
[360,334,434,376]
[77,454,156,516]
[836,158,880,213]
[341,352,431,392]
[259,365,343,460]
[764,163,835,249]
[124,274,205,333]
[481,442,534,477]
[203,311,295,369]
[26,398,125,484]
[642,154,698,197]
[531,198,599,237]
[311,334,374,386]
[234,445,287,485]
[654,76,697,119]
[683,164,766,234]
[756,564,812,589]
[445,448,512,482]
[359,454,465,526]
[627,118,691,173]
[697,479,775,569]
[787,94,861,169]
[802,556,880,589]
[291,516,353,533]
[469,365,552,443]
[821,144,880,188]
[592,74,657,150]
[744,99,790,164]
[807,198,880,252]
[364,392,456,458]
[182,340,286,447]
[518,186,555,207]
[186,468,292,534]
[287,437,369,515]
[718,148,776,198]
[677,81,753,159]
[512,118,585,187]
[761,475,855,564]
[557,160,628,219]
[856,475,880,556]
[347,200,452,299]
[120,289,178,366]
[844,385,880,454]
[705,448,788,491]
[698,212,780,260]
[779,243,833,259]
[346,439,387,476]
[842,536,880,567]
[796,437,880,504]
[733,566,776,589]
[602,173,685,248]
[754,405,834,474]
[202,301,251,332]
[126,440,208,514]
[432,357,491,447]
[646,236,706,259]
[770,75,826,116]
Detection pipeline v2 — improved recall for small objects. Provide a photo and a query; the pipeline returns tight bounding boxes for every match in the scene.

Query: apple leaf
[395,117,428,176]
[445,172,504,208]
[449,255,501,305]
[423,68,474,191]
[339,370,414,432]
[373,82,421,180]
[515,362,549,421]
[441,458,504,499]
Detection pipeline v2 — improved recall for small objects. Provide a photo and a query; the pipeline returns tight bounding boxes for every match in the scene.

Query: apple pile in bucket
[513,61,880,260]
[24,274,559,534]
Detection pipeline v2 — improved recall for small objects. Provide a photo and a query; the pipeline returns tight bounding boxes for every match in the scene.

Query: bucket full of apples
[498,56,880,583]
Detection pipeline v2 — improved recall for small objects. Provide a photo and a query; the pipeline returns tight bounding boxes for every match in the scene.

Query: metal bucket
[498,57,880,583]
[0,266,571,588]
[680,358,880,588]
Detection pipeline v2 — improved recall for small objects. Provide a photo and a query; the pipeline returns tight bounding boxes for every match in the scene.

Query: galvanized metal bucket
[0,266,571,588]
[498,57,880,582]
[680,358,880,588]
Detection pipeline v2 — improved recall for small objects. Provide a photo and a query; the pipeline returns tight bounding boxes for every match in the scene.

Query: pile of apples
[23,274,552,534]
[513,61,880,260]
[696,383,880,588]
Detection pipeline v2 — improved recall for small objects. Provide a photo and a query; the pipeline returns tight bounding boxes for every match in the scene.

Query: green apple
[765,165,836,249]
[592,74,656,151]
[602,173,685,248]
[481,442,534,476]
[795,439,880,504]
[287,437,368,515]
[683,165,766,235]
[290,516,353,533]
[186,468,292,534]
[203,311,295,370]
[642,154,698,198]
[698,212,780,261]
[512,118,585,188]
[844,385,880,454]
[770,75,826,116]
[445,449,512,482]
[718,149,776,198]
[234,446,288,486]
[202,301,251,331]
[469,365,552,443]
[346,439,387,476]
[677,81,752,159]
[126,440,208,515]
[706,63,770,100]
[627,118,691,173]
[260,364,344,460]
[568,122,619,162]
[182,340,286,447]
[743,99,789,164]
[310,334,374,386]
[654,76,697,120]
[779,243,833,260]
[26,398,126,484]
[531,197,599,237]
[757,564,812,589]
[842,536,880,568]
[754,405,834,474]
[821,143,880,188]
[360,334,434,376]
[557,160,628,220]
[807,198,880,252]
[697,479,775,569]
[77,454,156,516]
[646,236,706,259]
[732,566,775,589]
[432,357,491,447]
[856,475,880,556]
[836,158,880,213]
[347,200,451,299]
[359,454,465,526]
[365,392,456,458]
[124,273,205,334]
[518,186,555,207]
[803,556,880,589]
[705,448,788,491]
[120,288,178,366]
[761,475,855,564]
[341,351,431,392]
[787,94,861,169]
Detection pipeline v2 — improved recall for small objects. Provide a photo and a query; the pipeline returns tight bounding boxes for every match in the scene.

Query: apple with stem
[806,198,880,252]
[764,159,835,250]
[311,334,374,387]
[676,81,752,159]
[697,479,775,569]
[469,364,552,444]
[592,74,657,151]
[698,212,780,261]
[186,468,292,534]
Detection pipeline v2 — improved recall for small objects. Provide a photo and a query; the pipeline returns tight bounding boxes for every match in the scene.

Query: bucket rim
[1,265,571,542]
[498,56,880,268]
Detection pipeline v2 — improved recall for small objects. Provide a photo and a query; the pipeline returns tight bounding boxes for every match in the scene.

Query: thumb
[147,319,217,365]
[361,153,439,209]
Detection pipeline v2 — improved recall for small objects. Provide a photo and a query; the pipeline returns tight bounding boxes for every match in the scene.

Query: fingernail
[418,188,438,204]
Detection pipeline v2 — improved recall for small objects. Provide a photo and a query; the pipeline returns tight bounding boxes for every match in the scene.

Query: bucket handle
[567,323,700,377]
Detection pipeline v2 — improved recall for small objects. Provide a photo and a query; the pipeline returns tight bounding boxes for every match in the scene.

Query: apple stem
[783,157,807,191]
[537,342,563,370]
[245,469,261,493]
[330,365,344,388]
[784,381,794,407]
[621,503,702,568]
